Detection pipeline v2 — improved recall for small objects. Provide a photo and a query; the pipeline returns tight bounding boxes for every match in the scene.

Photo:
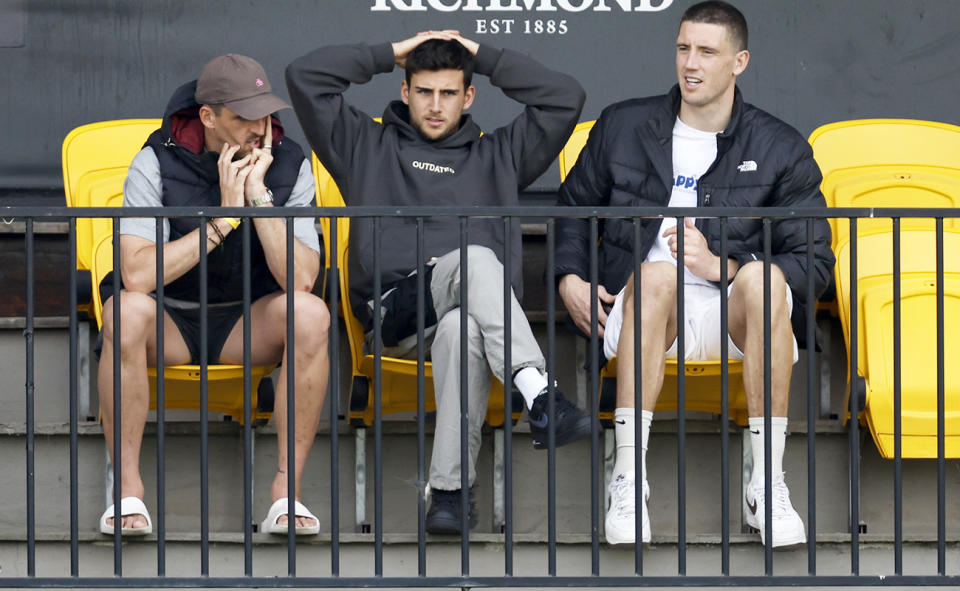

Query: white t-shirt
[644,117,717,287]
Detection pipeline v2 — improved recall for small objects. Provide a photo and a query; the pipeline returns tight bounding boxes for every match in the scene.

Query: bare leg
[219,290,330,528]
[616,262,680,411]
[726,262,793,417]
[99,291,191,529]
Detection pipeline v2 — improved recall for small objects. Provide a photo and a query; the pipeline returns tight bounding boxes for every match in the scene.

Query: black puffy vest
[145,130,305,303]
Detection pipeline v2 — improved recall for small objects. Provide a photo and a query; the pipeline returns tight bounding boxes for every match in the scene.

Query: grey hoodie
[286,41,585,320]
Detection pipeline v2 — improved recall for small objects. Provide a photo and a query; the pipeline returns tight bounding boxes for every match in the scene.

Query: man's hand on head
[664,218,732,282]
[559,274,616,338]
[392,30,478,67]
[244,117,274,203]
[393,31,450,68]
[218,144,252,208]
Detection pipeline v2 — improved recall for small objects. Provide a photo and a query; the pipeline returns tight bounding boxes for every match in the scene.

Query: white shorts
[603,282,799,364]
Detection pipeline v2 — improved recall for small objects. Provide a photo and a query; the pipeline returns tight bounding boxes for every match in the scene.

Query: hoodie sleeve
[285,43,396,182]
[478,45,586,189]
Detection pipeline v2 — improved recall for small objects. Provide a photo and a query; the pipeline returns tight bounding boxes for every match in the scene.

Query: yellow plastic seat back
[558,120,595,182]
[62,119,162,272]
[833,229,960,457]
[809,119,960,249]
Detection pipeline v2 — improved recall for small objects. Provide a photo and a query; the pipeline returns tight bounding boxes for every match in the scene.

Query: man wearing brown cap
[97,54,329,536]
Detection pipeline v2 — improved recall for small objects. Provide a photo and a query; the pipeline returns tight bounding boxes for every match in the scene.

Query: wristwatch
[249,189,274,207]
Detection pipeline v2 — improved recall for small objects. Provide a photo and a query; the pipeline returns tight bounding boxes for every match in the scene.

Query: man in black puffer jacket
[556,2,833,548]
[98,55,328,538]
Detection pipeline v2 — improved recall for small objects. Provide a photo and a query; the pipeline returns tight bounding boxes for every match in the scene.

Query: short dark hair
[681,1,748,52]
[405,39,475,88]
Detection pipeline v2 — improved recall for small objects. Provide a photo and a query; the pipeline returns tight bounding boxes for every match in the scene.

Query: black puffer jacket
[556,85,834,343]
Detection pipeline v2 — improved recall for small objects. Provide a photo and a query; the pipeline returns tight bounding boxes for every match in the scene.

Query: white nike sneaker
[604,471,651,544]
[743,471,806,548]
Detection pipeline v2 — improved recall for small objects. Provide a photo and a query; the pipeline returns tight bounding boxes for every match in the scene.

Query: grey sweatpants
[374,246,545,491]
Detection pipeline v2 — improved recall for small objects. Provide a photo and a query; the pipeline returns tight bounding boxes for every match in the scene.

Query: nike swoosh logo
[747,497,757,515]
[529,414,548,429]
[615,420,626,424]
[750,429,760,435]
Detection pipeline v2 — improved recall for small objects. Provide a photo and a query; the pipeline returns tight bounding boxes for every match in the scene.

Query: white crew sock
[613,408,653,480]
[748,416,788,488]
[513,367,548,410]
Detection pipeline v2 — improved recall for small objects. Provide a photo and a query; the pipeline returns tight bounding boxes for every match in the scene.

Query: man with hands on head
[98,54,329,537]
[287,30,590,535]
[556,1,833,547]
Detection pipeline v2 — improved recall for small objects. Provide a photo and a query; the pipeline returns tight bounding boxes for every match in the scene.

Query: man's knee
[628,262,677,308]
[733,261,788,316]
[101,292,156,349]
[290,292,330,349]
[465,245,502,275]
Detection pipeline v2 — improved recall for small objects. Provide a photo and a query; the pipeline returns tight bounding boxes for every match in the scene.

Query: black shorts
[164,302,245,365]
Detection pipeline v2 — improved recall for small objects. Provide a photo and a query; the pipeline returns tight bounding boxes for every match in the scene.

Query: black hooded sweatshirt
[286,41,584,321]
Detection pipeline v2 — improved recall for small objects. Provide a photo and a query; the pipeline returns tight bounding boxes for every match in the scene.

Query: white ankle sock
[748,416,788,487]
[513,367,548,410]
[613,408,652,479]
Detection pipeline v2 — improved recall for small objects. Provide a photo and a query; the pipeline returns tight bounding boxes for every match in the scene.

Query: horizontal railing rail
[2,205,958,588]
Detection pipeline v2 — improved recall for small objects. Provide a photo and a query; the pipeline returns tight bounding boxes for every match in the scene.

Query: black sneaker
[425,488,478,535]
[528,388,595,450]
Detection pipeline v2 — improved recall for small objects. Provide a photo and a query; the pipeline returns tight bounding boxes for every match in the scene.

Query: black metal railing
[2,204,959,588]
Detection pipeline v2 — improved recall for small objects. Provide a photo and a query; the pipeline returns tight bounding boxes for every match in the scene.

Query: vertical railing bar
[25,217,36,578]
[503,216,514,576]
[763,218,773,574]
[588,217,600,575]
[241,217,253,576]
[415,217,426,577]
[68,218,79,577]
[459,216,470,576]
[936,216,945,575]
[805,218,816,576]
[848,216,860,575]
[719,217,730,576]
[633,216,643,576]
[546,219,557,576]
[285,217,297,575]
[198,217,210,576]
[111,217,122,575]
[155,216,166,576]
[372,215,383,576]
[676,216,686,576]
[892,216,902,576]
[329,216,341,577]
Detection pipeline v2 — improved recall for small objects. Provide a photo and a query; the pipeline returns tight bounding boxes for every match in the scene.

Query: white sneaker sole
[744,504,806,548]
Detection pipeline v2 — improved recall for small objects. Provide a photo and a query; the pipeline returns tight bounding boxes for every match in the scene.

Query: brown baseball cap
[195,54,290,120]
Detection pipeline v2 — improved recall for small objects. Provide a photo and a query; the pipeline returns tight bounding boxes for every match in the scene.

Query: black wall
[2,0,958,194]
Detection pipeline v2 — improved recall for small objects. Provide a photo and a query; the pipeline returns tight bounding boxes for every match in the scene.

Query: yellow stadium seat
[63,120,275,425]
[833,229,960,458]
[311,151,518,429]
[558,121,749,425]
[809,119,960,249]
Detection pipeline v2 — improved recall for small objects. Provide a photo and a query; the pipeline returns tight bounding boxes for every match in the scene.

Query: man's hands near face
[218,145,252,208]
[243,117,274,204]
[662,218,737,282]
[393,30,479,68]
[218,117,274,207]
[559,274,617,338]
